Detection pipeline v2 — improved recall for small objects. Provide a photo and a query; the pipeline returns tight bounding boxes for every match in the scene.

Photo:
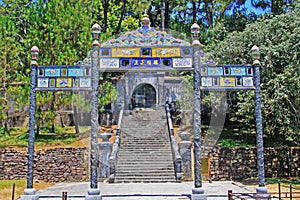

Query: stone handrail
[165,102,182,182]
[108,105,124,183]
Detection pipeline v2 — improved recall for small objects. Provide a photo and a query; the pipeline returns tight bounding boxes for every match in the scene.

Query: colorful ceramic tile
[120,58,131,68]
[112,48,140,57]
[207,67,223,76]
[73,78,79,87]
[243,77,254,87]
[49,79,55,87]
[61,68,67,76]
[38,67,44,76]
[45,67,61,77]
[180,47,192,57]
[80,78,91,88]
[141,48,152,57]
[220,77,235,87]
[201,77,213,87]
[37,78,49,87]
[68,67,84,77]
[152,47,181,57]
[173,58,192,68]
[230,67,246,76]
[100,58,120,68]
[100,48,112,57]
[56,78,72,88]
[201,67,208,76]
[247,67,253,75]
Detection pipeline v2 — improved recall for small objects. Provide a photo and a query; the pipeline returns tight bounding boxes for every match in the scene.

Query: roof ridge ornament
[141,10,150,29]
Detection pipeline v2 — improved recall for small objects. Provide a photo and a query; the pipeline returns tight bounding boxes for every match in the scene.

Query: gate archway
[23,12,267,200]
[131,84,156,109]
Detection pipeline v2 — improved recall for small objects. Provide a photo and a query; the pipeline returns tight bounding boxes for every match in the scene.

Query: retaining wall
[0,147,299,182]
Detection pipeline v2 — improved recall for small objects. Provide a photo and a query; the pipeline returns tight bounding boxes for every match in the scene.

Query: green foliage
[209,4,300,146]
[0,126,78,148]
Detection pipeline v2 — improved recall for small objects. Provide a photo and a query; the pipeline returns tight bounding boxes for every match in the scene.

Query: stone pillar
[86,23,102,200]
[191,23,207,200]
[20,46,39,200]
[179,132,192,181]
[251,45,268,197]
[98,132,112,180]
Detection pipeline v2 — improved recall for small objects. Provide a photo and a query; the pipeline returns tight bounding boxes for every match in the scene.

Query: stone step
[116,163,173,168]
[114,177,176,183]
[114,109,176,183]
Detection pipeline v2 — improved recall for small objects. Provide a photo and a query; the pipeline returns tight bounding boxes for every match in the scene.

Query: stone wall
[0,148,89,182]
[1,147,299,182]
[207,147,300,181]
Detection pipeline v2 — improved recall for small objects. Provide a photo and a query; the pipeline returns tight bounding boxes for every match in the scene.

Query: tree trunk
[205,0,214,28]
[51,92,55,133]
[59,112,65,128]
[192,1,197,23]
[103,0,110,33]
[115,0,126,35]
[271,0,284,13]
[164,1,170,29]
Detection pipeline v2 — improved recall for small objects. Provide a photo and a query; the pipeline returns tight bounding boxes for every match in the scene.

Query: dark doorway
[131,84,156,109]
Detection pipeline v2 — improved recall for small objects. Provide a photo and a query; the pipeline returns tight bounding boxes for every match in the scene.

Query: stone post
[98,132,112,180]
[251,45,268,196]
[179,132,192,181]
[86,23,101,200]
[191,23,207,200]
[20,46,39,200]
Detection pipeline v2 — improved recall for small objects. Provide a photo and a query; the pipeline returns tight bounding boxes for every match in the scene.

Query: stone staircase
[114,108,176,183]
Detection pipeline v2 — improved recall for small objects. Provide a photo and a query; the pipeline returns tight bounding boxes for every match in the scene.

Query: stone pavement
[34,181,255,200]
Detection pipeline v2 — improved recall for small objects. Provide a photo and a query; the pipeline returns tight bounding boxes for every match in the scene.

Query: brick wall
[208,147,300,181]
[0,147,299,182]
[0,148,89,182]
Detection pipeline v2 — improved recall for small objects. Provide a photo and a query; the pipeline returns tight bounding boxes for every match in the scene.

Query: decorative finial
[92,23,101,46]
[30,46,39,65]
[141,10,150,29]
[251,45,261,65]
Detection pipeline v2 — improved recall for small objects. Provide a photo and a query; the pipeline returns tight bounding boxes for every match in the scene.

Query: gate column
[20,46,39,200]
[86,23,102,200]
[191,23,207,200]
[252,45,268,196]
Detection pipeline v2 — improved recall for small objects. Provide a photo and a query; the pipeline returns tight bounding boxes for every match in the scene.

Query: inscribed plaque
[80,78,91,87]
[68,67,84,77]
[112,48,140,57]
[230,67,246,76]
[220,77,235,87]
[201,77,213,87]
[45,67,61,77]
[173,58,192,68]
[153,47,181,57]
[207,67,223,76]
[243,77,254,87]
[37,78,49,88]
[56,78,72,88]
[100,58,119,68]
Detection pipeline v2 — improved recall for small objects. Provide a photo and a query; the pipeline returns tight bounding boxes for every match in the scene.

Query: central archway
[131,84,156,109]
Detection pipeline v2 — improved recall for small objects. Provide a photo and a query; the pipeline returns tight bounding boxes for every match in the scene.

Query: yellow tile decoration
[112,48,140,57]
[153,47,181,57]
[56,78,72,88]
[220,77,235,87]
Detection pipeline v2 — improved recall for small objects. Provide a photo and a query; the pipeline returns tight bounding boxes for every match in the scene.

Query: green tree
[209,2,300,145]
[0,15,24,135]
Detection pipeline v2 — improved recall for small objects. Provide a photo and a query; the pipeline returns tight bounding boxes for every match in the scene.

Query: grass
[266,178,300,186]
[0,126,87,149]
[0,179,54,200]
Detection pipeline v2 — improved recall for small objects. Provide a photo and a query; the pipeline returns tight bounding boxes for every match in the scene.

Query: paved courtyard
[35,181,255,200]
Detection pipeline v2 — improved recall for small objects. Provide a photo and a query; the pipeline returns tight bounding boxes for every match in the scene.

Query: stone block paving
[34,181,255,200]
